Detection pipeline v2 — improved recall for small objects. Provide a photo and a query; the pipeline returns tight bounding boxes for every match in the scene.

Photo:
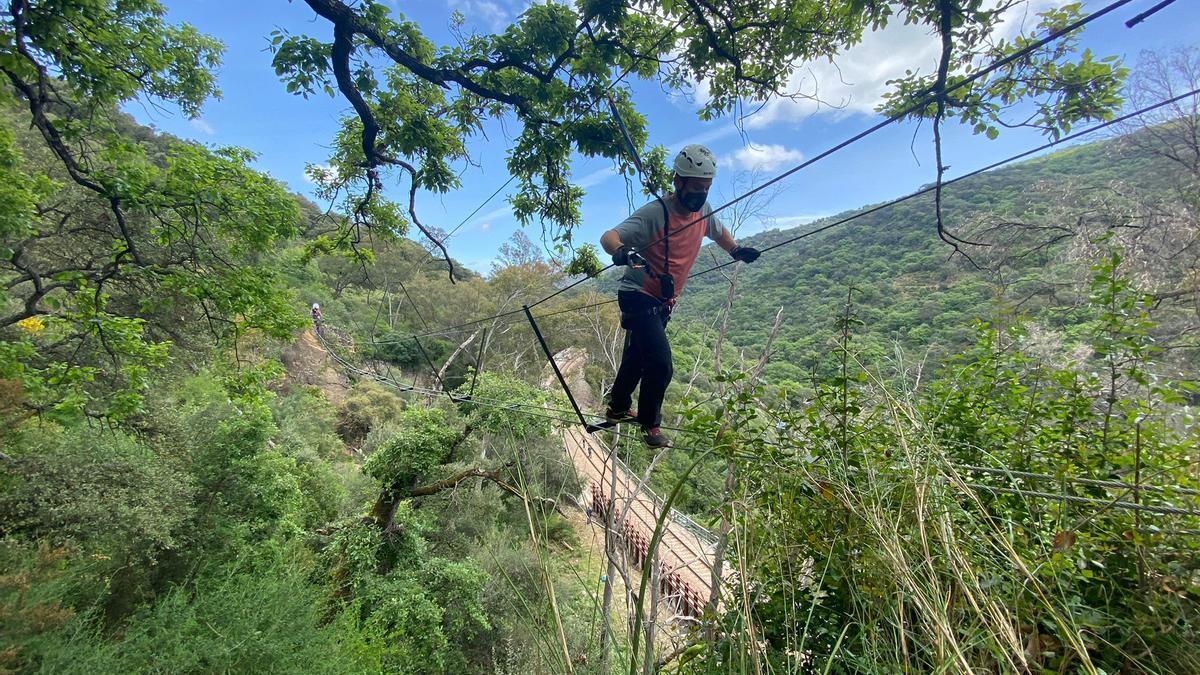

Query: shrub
[24,562,375,674]
[337,381,405,444]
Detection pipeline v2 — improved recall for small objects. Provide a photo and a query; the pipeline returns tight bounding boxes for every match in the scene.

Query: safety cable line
[685,86,1200,281]
[533,297,618,319]
[954,463,1200,497]
[320,329,1198,540]
[443,176,517,243]
[330,336,701,444]
[357,0,1143,344]
[526,304,594,428]
[529,0,1141,310]
[318,325,691,431]
[1125,0,1178,28]
[321,333,587,426]
[750,432,1199,515]
[361,83,1200,346]
[748,426,1200,502]
[358,296,615,345]
[968,484,1200,517]
[468,326,488,398]
[419,18,682,264]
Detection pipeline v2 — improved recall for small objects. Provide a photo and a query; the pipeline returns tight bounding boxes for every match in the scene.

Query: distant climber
[311,303,322,334]
[599,144,760,447]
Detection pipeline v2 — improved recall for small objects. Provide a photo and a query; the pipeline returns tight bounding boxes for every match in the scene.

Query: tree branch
[371,463,558,532]
[931,0,986,267]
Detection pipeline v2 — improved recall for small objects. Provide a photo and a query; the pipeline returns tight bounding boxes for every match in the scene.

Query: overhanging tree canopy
[275,0,1127,277]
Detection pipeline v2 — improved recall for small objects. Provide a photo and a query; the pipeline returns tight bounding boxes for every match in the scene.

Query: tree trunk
[437,330,479,386]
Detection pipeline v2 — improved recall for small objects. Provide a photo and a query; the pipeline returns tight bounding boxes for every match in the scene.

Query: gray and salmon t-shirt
[613,197,727,301]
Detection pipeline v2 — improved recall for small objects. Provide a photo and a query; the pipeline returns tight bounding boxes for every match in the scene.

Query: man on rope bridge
[311,302,323,334]
[599,144,760,447]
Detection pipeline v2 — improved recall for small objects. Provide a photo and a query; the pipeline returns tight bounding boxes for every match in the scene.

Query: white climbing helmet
[312,303,320,310]
[673,144,717,179]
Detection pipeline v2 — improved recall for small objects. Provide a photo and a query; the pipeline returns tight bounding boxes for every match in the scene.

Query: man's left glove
[730,246,761,263]
[612,245,645,268]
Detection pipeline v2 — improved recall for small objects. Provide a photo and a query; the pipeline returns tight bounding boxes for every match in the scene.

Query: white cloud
[449,0,516,31]
[743,22,939,128]
[742,0,1068,129]
[479,221,493,233]
[189,118,216,135]
[578,165,616,188]
[725,143,804,171]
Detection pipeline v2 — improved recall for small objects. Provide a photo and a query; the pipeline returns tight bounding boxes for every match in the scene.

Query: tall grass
[675,360,1198,674]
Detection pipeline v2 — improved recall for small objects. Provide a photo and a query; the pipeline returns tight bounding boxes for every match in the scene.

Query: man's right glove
[612,245,645,268]
[730,246,761,263]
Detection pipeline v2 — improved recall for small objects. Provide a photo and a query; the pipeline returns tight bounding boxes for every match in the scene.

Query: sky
[130,0,1200,275]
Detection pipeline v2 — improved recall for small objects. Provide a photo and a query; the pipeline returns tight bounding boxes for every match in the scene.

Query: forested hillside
[677,131,1197,385]
[3,1,1199,674]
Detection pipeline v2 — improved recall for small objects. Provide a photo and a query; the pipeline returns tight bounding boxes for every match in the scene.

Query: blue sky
[131,0,1199,274]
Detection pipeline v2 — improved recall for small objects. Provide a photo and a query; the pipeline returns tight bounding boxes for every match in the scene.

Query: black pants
[609,291,672,428]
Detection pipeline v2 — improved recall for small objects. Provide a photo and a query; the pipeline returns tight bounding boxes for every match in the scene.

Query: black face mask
[680,190,708,213]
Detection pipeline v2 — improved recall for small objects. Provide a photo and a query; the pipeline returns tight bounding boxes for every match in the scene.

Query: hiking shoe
[642,426,671,448]
[605,407,637,424]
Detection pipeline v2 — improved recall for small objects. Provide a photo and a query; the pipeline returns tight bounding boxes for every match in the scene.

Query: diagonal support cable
[524,304,614,433]
[413,336,456,403]
[468,326,489,399]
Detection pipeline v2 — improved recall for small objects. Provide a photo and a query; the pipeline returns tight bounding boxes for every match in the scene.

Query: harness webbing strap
[657,197,672,303]
[606,96,673,304]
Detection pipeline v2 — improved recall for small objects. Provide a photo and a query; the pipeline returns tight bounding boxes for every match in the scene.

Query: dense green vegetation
[2,1,1197,673]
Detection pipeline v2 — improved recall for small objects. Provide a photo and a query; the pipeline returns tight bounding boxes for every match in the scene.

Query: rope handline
[603,91,676,304]
[359,298,613,345]
[754,431,1200,515]
[1125,0,1178,28]
[685,86,1200,281]
[331,332,690,431]
[954,463,1200,498]
[317,328,590,425]
[317,329,1199,530]
[528,0,1140,310]
[587,14,677,307]
[359,0,1144,345]
[968,484,1200,518]
[442,176,517,244]
[360,82,1199,347]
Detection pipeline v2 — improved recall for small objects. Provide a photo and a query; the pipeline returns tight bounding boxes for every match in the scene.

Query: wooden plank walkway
[561,427,721,618]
